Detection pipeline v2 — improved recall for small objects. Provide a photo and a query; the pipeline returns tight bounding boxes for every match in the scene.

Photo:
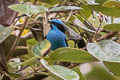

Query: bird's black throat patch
[51,22,65,33]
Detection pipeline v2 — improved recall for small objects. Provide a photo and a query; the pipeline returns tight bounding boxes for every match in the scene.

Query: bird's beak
[48,20,52,23]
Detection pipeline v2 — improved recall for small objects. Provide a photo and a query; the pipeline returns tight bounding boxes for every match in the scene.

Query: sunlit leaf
[104,61,120,77]
[32,40,51,57]
[73,67,86,80]
[50,6,82,12]
[21,29,30,36]
[103,0,120,8]
[77,0,87,4]
[68,40,74,48]
[103,23,120,32]
[96,0,108,5]
[41,59,80,80]
[87,40,120,62]
[85,64,120,80]
[9,4,48,16]
[46,48,97,63]
[27,38,37,47]
[88,5,120,17]
[39,0,60,6]
[76,4,91,22]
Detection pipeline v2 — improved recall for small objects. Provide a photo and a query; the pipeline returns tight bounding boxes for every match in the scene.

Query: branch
[7,16,29,61]
[78,11,96,31]
[96,32,117,41]
[6,0,38,61]
[92,21,103,41]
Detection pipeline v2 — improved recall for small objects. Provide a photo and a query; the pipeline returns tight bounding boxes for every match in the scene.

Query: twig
[47,9,80,14]
[6,0,38,61]
[78,11,96,31]
[92,22,102,41]
[96,32,117,41]
[7,17,29,61]
[43,13,49,37]
[69,19,88,42]
[31,65,37,73]
[16,65,29,73]
[33,0,38,4]
[16,65,43,80]
[16,46,28,49]
[65,10,73,23]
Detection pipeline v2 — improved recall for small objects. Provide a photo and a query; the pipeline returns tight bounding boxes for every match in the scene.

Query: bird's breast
[46,29,67,50]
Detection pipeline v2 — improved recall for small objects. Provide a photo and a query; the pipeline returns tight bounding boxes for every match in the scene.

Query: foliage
[0,0,120,80]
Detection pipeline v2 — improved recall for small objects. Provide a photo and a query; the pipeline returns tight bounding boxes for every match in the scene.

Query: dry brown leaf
[0,0,18,26]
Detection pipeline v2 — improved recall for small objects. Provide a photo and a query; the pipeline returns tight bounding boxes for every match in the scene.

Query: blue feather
[51,19,64,25]
[46,20,67,50]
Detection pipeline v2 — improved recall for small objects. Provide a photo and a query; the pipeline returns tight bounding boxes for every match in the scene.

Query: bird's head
[48,19,65,33]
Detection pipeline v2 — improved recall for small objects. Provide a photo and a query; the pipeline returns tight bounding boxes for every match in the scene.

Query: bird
[46,19,68,50]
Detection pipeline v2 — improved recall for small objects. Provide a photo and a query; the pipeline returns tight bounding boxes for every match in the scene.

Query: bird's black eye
[51,21,57,25]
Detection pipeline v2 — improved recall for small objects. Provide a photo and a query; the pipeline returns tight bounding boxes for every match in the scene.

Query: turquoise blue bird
[46,19,68,50]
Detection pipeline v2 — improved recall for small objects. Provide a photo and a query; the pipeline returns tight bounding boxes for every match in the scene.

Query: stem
[93,22,102,41]
[33,0,37,4]
[7,0,38,61]
[69,19,88,42]
[7,17,29,61]
[16,65,44,80]
[65,10,73,23]
[78,11,96,31]
[31,65,37,73]
[96,32,117,41]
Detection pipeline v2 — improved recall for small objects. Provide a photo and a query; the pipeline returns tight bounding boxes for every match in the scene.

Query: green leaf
[41,59,80,80]
[26,38,37,55]
[68,40,75,48]
[103,23,120,32]
[96,0,108,5]
[72,67,86,80]
[103,0,120,8]
[104,61,120,77]
[50,6,82,12]
[21,39,37,61]
[88,5,120,17]
[8,63,17,72]
[8,72,21,78]
[47,76,62,80]
[73,18,96,33]
[47,76,63,80]
[0,25,15,44]
[4,35,27,57]
[39,0,61,6]
[87,40,120,62]
[27,38,37,46]
[32,40,51,57]
[46,48,97,63]
[9,4,48,16]
[77,4,91,19]
[85,64,120,80]
[14,57,38,67]
[77,0,87,4]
